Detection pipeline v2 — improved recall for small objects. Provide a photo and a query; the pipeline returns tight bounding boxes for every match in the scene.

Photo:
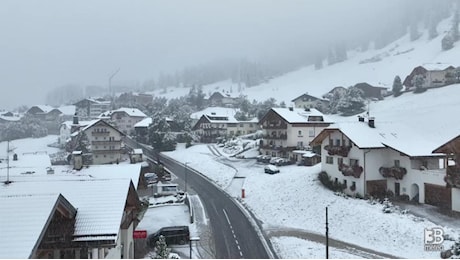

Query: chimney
[368,117,375,128]
[73,113,79,125]
[358,115,365,122]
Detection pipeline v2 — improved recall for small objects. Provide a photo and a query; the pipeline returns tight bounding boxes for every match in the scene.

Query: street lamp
[189,236,200,259]
[184,162,190,193]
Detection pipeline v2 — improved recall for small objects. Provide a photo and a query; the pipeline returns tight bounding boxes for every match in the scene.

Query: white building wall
[86,124,123,165]
[452,188,460,212]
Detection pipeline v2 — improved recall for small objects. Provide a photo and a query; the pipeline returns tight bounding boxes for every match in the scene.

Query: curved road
[160,154,270,259]
[123,137,270,258]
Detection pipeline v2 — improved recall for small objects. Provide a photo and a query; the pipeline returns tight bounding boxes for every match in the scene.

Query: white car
[264,165,280,174]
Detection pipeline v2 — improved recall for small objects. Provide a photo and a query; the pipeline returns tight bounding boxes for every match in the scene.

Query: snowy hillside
[149,15,459,107]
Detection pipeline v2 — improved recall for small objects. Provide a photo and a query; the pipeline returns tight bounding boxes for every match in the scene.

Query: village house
[403,63,457,90]
[99,107,147,135]
[70,119,125,165]
[310,117,455,211]
[291,93,329,109]
[353,82,388,100]
[258,107,331,161]
[0,177,140,259]
[59,116,94,148]
[134,117,152,144]
[432,134,460,212]
[206,91,240,107]
[192,112,258,143]
[73,98,111,120]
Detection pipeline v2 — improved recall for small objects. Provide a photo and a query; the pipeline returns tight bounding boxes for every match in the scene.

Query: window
[297,141,303,148]
[95,137,98,140]
[309,130,315,137]
[326,156,333,164]
[343,179,347,187]
[249,123,253,127]
[298,130,302,136]
[240,124,243,127]
[394,160,400,167]
[338,158,343,166]
[349,159,359,166]
[329,139,333,146]
[335,139,341,146]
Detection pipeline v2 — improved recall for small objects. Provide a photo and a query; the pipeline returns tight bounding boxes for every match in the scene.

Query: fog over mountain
[0,0,454,109]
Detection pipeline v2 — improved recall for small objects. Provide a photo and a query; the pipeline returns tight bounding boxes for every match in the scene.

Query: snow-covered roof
[190,106,238,120]
[0,176,133,241]
[320,120,445,157]
[271,107,331,124]
[0,115,21,122]
[134,117,152,128]
[32,105,55,113]
[133,148,143,155]
[58,105,76,115]
[421,63,455,71]
[0,193,65,258]
[100,107,147,118]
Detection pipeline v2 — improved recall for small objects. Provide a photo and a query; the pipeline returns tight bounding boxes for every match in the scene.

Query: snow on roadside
[165,142,459,258]
[271,236,364,259]
[163,143,236,189]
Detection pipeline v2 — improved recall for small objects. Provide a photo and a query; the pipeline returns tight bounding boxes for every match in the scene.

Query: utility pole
[184,162,189,193]
[4,140,11,185]
[326,207,329,259]
[108,68,120,109]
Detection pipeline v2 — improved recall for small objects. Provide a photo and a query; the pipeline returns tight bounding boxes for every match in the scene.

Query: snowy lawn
[165,143,459,259]
[271,237,364,259]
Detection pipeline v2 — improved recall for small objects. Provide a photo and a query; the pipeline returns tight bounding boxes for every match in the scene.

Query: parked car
[148,226,190,247]
[144,172,158,185]
[257,155,271,163]
[269,157,282,164]
[264,165,280,174]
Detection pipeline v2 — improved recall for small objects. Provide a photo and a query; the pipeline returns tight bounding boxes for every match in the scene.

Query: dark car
[264,165,280,174]
[148,226,190,247]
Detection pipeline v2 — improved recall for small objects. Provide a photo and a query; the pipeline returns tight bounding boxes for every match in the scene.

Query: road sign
[133,230,147,239]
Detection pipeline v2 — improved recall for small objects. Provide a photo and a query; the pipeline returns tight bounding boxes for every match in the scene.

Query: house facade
[72,119,125,164]
[311,119,453,210]
[403,64,456,90]
[291,93,329,109]
[99,108,147,135]
[207,92,239,107]
[433,135,460,212]
[353,82,388,99]
[259,107,331,161]
[74,98,111,120]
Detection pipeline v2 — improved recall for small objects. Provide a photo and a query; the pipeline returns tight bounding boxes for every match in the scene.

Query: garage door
[424,183,451,210]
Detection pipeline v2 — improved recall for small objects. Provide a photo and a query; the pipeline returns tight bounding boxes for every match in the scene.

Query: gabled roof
[262,107,331,124]
[190,106,238,120]
[421,63,455,71]
[311,120,444,157]
[134,117,152,128]
[354,82,387,90]
[291,93,323,102]
[0,177,135,242]
[0,193,76,259]
[79,119,125,136]
[100,107,147,118]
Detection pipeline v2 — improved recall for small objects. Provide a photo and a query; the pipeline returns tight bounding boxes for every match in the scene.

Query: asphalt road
[123,137,270,258]
[159,154,270,259]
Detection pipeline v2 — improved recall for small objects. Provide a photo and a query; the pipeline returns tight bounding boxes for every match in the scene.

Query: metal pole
[184,163,188,193]
[6,140,10,184]
[189,239,192,259]
[326,207,329,259]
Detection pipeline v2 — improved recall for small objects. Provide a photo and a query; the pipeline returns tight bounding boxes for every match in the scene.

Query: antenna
[5,140,11,184]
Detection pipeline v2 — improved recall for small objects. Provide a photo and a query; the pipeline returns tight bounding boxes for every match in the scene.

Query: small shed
[130,149,143,164]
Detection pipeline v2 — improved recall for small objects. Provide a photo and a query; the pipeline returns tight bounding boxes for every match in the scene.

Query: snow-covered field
[165,143,459,259]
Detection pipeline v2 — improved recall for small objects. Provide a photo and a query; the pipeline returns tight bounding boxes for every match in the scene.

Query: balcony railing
[338,163,363,178]
[446,166,460,188]
[263,134,287,140]
[91,140,121,145]
[324,145,351,157]
[379,166,407,180]
[263,123,287,129]
[91,130,110,136]
[93,149,122,154]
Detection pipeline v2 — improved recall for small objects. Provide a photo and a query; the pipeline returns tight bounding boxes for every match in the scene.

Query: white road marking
[222,209,244,258]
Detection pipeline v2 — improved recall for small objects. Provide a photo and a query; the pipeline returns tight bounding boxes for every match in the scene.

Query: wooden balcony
[338,163,363,178]
[91,130,110,136]
[263,123,287,130]
[379,166,407,180]
[324,145,351,157]
[445,166,460,188]
[263,134,287,140]
[91,140,122,145]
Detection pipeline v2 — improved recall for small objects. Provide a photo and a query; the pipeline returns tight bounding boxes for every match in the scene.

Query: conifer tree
[392,75,403,97]
[155,235,171,259]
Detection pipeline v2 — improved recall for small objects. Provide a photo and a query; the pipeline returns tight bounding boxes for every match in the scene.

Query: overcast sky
[0,0,400,110]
